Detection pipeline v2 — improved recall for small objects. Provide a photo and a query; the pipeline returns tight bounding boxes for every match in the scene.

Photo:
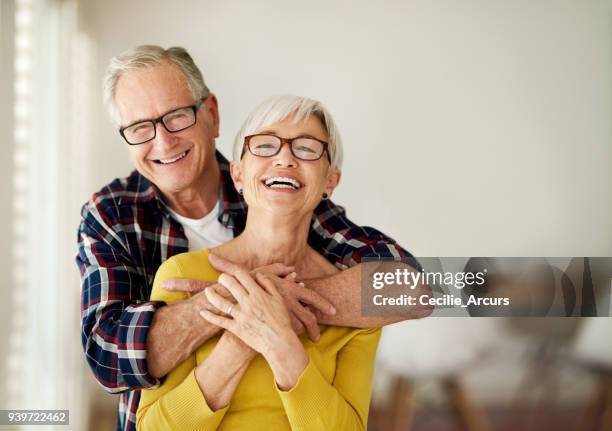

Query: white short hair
[103,45,210,125]
[233,95,343,169]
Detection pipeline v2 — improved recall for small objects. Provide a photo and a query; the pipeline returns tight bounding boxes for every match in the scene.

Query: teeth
[269,184,295,189]
[159,150,187,164]
[263,176,301,189]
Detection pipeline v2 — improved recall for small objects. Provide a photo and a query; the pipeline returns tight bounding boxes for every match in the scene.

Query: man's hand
[161,261,296,293]
[208,253,336,342]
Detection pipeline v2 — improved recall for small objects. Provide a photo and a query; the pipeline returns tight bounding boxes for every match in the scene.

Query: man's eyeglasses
[243,134,330,162]
[119,99,204,145]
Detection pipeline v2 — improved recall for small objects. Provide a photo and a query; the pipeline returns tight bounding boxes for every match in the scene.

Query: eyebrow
[257,131,324,141]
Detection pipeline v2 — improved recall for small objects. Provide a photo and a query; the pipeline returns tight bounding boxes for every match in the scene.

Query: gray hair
[233,95,343,169]
[103,45,210,125]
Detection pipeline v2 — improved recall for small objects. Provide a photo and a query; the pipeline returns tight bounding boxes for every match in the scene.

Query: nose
[152,122,178,148]
[274,142,297,168]
[272,142,297,168]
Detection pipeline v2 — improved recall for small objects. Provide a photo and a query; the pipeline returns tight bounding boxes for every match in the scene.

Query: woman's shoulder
[168,248,216,275]
[151,248,220,303]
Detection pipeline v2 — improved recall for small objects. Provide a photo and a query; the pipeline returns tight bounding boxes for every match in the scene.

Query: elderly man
[77,45,429,431]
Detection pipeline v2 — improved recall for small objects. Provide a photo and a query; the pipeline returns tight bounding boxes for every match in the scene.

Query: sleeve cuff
[168,370,229,423]
[117,300,166,389]
[138,369,229,430]
[276,358,333,429]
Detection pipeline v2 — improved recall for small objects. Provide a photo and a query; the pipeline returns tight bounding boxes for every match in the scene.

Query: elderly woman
[136,95,380,430]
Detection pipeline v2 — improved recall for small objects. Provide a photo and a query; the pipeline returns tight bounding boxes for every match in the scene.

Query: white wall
[72,0,611,407]
[77,0,611,258]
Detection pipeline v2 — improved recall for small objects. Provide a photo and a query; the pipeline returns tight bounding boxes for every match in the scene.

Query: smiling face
[114,60,219,196]
[231,114,341,216]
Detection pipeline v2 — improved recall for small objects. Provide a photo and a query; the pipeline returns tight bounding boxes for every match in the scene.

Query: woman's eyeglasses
[243,134,330,162]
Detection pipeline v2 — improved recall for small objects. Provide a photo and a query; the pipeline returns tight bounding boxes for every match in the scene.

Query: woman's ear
[230,161,243,193]
[324,168,342,198]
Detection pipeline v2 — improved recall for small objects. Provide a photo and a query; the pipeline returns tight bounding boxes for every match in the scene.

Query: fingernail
[289,272,297,279]
[299,282,305,287]
[162,283,173,291]
[330,306,336,314]
[199,310,207,318]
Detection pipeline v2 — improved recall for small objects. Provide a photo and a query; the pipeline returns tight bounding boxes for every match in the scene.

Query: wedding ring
[226,304,234,316]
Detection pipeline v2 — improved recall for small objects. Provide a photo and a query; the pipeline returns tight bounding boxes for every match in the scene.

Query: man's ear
[230,160,243,193]
[204,93,220,138]
[324,168,342,198]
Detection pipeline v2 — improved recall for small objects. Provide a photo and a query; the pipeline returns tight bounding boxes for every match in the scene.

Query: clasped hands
[162,254,336,390]
[161,253,336,347]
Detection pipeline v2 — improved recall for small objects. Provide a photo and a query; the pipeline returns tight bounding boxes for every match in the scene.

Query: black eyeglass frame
[242,133,331,163]
[119,98,205,145]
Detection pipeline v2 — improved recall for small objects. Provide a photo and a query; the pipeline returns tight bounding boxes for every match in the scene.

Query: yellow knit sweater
[137,249,381,431]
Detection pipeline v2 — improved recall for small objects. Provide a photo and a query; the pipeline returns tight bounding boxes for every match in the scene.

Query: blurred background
[0,0,611,429]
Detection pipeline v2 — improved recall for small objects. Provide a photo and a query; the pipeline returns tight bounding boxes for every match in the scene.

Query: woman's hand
[207,253,337,342]
[199,271,309,390]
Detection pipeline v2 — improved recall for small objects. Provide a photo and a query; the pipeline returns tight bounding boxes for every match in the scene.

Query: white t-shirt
[168,200,234,252]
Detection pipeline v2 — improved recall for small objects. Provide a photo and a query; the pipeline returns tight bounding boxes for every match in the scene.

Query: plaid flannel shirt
[77,151,412,431]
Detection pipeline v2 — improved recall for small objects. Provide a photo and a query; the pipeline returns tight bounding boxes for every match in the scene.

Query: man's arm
[306,198,432,327]
[305,264,432,328]
[78,211,164,393]
[77,201,225,391]
[208,257,432,329]
[146,289,221,379]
